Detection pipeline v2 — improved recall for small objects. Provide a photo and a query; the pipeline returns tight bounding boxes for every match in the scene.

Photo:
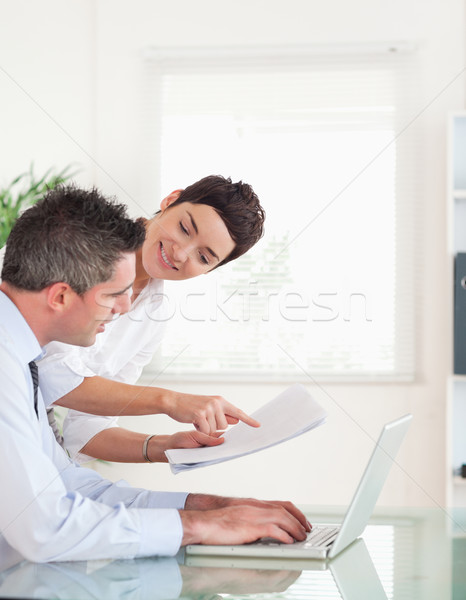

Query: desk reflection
[0,554,300,600]
[0,539,383,600]
[0,507,460,600]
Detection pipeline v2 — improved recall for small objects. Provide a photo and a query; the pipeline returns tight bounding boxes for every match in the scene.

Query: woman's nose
[171,242,189,264]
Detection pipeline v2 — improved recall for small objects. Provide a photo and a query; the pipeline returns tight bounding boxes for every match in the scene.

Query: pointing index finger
[227,407,260,428]
[241,413,261,428]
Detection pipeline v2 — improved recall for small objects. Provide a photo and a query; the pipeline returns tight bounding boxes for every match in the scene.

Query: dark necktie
[46,407,64,447]
[28,362,64,446]
[28,360,39,419]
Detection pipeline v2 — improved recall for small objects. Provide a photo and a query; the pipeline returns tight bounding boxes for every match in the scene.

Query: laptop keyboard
[256,525,339,548]
[302,525,340,548]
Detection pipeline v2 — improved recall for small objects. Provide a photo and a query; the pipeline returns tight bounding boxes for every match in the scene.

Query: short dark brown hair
[170,175,265,267]
[2,185,146,294]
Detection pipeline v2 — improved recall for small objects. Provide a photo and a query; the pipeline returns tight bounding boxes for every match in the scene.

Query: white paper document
[165,383,327,474]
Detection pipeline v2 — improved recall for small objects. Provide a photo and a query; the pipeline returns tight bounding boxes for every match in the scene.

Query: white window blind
[140,44,419,382]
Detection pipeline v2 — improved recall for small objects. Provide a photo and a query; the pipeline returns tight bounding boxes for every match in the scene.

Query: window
[141,44,419,381]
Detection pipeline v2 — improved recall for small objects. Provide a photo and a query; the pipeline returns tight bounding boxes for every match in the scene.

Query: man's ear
[45,282,76,314]
[160,189,183,212]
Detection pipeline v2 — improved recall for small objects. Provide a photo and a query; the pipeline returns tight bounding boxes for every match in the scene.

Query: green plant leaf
[0,164,78,248]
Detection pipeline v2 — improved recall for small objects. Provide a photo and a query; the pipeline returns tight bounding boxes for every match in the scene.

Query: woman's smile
[160,243,177,270]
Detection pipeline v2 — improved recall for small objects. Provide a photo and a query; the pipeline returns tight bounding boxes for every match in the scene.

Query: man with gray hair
[0,185,309,562]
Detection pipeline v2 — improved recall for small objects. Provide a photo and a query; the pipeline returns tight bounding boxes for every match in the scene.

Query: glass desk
[1,506,465,600]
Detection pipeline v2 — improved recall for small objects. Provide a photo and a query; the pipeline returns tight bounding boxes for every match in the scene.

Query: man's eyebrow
[187,211,220,262]
[106,281,134,296]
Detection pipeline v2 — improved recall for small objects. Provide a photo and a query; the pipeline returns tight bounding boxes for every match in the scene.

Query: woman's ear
[160,189,183,211]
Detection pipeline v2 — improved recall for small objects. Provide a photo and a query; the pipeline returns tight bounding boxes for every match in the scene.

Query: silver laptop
[186,414,412,560]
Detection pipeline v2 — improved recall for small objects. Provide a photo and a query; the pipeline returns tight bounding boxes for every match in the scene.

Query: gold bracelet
[143,434,156,463]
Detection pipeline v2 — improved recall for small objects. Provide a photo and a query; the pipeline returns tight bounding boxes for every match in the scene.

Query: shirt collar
[0,291,44,363]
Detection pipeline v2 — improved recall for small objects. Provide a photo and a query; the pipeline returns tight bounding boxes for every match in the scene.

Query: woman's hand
[163,391,260,435]
[168,429,225,450]
[146,429,225,463]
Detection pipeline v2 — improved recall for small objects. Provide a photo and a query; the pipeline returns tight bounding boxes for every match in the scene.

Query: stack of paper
[165,383,327,474]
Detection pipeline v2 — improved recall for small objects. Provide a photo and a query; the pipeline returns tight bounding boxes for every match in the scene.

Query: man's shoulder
[0,317,20,359]
[0,331,28,391]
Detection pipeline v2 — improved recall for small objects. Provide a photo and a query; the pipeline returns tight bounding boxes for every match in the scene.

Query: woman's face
[142,197,236,281]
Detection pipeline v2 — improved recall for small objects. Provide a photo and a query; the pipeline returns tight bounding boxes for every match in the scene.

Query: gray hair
[1,185,146,294]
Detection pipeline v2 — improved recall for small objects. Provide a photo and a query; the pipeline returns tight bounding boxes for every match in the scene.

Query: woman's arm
[79,427,224,463]
[56,376,260,434]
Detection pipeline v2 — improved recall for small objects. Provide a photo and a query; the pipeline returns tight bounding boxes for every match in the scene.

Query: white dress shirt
[38,278,169,461]
[0,291,187,562]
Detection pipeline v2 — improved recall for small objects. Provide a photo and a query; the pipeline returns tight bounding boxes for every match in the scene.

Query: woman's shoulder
[129,277,169,317]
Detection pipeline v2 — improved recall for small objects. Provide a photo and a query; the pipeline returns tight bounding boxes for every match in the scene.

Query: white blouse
[38,278,169,462]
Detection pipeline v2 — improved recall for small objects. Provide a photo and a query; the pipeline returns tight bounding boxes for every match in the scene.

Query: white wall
[0,0,96,187]
[1,0,465,508]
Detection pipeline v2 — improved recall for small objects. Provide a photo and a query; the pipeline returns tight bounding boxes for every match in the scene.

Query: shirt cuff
[138,509,184,557]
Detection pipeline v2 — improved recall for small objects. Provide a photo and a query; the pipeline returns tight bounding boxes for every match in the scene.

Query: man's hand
[179,504,309,546]
[163,391,260,435]
[185,493,311,532]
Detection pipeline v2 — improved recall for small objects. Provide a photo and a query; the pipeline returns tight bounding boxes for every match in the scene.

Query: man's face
[65,252,135,347]
[142,201,236,281]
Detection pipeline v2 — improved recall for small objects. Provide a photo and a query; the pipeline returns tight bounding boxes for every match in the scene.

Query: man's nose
[114,289,132,315]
